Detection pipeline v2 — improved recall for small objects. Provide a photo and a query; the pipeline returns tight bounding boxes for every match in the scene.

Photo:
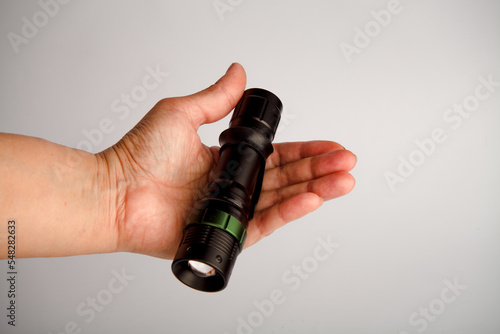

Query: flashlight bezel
[172,259,225,292]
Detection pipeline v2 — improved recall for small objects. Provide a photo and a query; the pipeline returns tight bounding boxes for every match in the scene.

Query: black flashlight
[171,88,282,292]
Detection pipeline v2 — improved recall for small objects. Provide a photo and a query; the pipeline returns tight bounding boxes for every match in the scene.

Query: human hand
[99,63,356,259]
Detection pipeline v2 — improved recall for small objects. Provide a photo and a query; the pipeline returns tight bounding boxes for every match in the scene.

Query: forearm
[0,133,118,258]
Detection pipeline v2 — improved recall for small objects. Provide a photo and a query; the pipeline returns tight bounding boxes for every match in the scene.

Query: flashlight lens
[188,260,216,277]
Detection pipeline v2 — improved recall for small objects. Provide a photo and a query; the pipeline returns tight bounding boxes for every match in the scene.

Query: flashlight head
[171,88,283,292]
[171,208,244,292]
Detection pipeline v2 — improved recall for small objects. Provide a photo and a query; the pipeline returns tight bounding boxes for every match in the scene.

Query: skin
[0,63,356,260]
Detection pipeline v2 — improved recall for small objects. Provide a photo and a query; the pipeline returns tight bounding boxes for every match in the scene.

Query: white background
[1,1,499,333]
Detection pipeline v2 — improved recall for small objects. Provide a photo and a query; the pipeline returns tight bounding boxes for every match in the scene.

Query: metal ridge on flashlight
[171,88,283,292]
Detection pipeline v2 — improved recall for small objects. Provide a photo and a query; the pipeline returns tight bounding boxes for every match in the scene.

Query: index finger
[266,141,345,169]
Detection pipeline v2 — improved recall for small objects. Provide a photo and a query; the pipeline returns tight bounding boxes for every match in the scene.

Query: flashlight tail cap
[229,88,283,142]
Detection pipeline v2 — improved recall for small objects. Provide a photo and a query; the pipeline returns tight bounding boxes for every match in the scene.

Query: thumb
[179,62,247,128]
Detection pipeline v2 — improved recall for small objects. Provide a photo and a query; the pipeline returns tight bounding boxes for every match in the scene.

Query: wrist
[95,136,148,255]
[93,149,128,254]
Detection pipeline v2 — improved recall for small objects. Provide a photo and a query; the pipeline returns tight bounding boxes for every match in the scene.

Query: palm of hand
[110,107,218,259]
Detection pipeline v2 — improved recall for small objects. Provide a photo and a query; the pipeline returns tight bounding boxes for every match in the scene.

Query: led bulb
[188,260,216,277]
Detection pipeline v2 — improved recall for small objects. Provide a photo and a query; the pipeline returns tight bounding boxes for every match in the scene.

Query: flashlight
[171,88,283,292]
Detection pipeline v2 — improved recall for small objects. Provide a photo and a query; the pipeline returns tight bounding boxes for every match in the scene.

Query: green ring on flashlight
[186,208,246,250]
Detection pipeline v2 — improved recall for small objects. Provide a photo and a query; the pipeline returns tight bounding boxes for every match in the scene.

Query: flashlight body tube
[172,88,283,292]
